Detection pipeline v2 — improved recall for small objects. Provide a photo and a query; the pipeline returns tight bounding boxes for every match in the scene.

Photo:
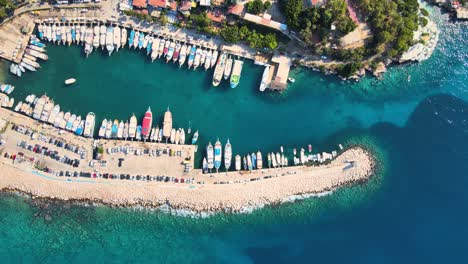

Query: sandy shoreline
[0,147,376,215]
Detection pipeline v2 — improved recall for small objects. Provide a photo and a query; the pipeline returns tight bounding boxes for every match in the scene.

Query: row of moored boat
[13,94,96,137]
[96,107,199,145]
[36,21,250,87]
[204,143,344,173]
[9,35,48,78]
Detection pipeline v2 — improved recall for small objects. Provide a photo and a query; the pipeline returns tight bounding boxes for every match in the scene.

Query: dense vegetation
[220,24,278,50]
[0,0,16,21]
[352,0,420,58]
[280,0,356,40]
[246,0,272,15]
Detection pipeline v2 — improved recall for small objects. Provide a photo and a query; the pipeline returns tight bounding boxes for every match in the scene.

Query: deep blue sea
[0,6,467,263]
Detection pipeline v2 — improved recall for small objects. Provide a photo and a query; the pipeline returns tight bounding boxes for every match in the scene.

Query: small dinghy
[65,78,76,85]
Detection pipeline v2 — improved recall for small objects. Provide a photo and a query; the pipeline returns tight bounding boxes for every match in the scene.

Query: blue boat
[56,34,61,42]
[251,153,257,169]
[71,28,76,42]
[38,32,43,39]
[75,124,83,136]
[128,29,135,46]
[31,40,45,48]
[146,42,152,55]
[138,33,144,49]
[111,120,118,138]
[187,46,196,68]
[136,125,142,140]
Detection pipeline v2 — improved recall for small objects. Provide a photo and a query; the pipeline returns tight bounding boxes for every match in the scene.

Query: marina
[0,15,291,91]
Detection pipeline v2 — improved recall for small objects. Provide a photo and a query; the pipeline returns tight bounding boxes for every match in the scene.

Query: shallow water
[0,7,467,263]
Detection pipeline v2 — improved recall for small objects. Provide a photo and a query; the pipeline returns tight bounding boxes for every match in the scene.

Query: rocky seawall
[0,147,376,217]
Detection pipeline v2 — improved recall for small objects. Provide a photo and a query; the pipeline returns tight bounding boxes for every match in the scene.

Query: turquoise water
[1,7,468,262]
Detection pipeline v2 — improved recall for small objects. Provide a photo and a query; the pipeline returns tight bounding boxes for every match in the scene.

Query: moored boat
[247,154,253,170]
[173,42,181,62]
[117,120,124,139]
[211,50,218,68]
[224,56,233,80]
[166,41,175,62]
[230,60,244,88]
[83,112,96,138]
[133,31,139,49]
[259,65,270,92]
[224,139,232,171]
[111,119,118,138]
[146,36,153,55]
[141,107,153,140]
[192,130,199,144]
[54,111,64,128]
[105,119,113,138]
[170,128,176,143]
[175,129,180,144]
[204,50,212,71]
[179,128,185,144]
[72,116,81,132]
[121,27,127,48]
[235,155,241,171]
[203,158,208,173]
[113,26,121,51]
[207,142,214,171]
[98,118,107,138]
[187,46,196,69]
[136,125,142,140]
[158,39,165,58]
[257,151,263,169]
[47,104,60,124]
[214,139,222,172]
[106,27,114,56]
[178,44,187,67]
[212,52,227,87]
[193,48,202,70]
[66,114,76,131]
[123,121,129,139]
[129,113,137,139]
[100,25,106,49]
[128,29,135,47]
[93,25,100,48]
[163,39,170,56]
[163,107,172,139]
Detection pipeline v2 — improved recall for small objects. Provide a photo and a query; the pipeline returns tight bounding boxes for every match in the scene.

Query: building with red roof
[133,0,148,9]
[227,4,245,16]
[148,0,166,8]
[169,0,178,11]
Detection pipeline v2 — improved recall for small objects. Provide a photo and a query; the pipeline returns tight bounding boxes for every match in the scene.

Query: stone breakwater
[0,147,375,216]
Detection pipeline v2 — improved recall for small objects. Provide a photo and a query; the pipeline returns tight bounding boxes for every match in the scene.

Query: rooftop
[133,0,148,8]
[227,4,245,16]
[200,0,211,7]
[148,0,166,8]
[243,13,288,32]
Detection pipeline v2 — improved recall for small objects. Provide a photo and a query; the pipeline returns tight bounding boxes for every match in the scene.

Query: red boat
[308,144,312,152]
[141,107,152,139]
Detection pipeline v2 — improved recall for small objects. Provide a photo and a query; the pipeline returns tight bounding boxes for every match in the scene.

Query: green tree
[220,25,241,43]
[239,26,250,40]
[160,14,168,26]
[279,0,303,29]
[264,1,272,10]
[246,0,265,15]
[263,33,278,49]
[247,31,264,48]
